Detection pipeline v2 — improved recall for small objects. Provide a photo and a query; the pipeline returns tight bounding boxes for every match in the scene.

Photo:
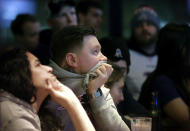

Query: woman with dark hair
[139,23,190,130]
[0,47,95,131]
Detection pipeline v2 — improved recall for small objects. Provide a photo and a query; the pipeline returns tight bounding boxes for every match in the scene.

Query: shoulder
[154,75,176,89]
[154,75,180,106]
[0,100,40,130]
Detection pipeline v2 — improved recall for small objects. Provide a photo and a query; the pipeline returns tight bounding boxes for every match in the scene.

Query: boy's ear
[65,53,78,68]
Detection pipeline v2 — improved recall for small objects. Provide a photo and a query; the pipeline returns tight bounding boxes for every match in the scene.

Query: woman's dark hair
[155,23,190,81]
[139,23,190,108]
[0,46,36,104]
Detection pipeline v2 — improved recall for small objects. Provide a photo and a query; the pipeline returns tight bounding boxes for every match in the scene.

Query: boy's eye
[35,62,41,67]
[93,49,99,55]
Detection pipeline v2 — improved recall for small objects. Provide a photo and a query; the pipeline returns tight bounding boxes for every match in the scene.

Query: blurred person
[39,0,77,65]
[139,23,190,130]
[10,14,45,64]
[11,14,41,50]
[0,46,95,131]
[105,63,125,106]
[40,26,130,131]
[126,5,160,100]
[76,0,103,33]
[100,36,148,116]
[47,0,77,31]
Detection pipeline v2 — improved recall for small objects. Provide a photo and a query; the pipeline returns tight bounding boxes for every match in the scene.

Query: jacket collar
[49,60,105,96]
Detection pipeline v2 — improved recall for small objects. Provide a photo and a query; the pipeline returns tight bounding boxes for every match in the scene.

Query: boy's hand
[86,63,113,97]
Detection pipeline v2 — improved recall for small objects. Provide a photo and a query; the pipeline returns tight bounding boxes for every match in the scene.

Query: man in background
[76,0,103,33]
[39,0,77,65]
[126,5,160,100]
[11,14,41,50]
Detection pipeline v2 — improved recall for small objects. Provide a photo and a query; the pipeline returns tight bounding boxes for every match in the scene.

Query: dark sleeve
[117,87,148,116]
[154,76,180,107]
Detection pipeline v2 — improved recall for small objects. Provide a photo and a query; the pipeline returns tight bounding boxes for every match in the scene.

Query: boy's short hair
[48,0,76,17]
[76,0,102,15]
[51,25,96,65]
[11,14,37,35]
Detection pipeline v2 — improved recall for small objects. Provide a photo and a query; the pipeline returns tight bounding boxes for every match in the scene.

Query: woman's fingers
[46,79,52,89]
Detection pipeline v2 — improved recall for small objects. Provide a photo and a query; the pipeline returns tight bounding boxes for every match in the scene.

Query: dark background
[0,0,189,42]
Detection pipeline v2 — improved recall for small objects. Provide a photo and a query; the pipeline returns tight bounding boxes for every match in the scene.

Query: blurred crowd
[0,0,190,131]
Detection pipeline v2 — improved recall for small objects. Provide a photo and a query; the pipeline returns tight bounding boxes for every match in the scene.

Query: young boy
[44,26,130,131]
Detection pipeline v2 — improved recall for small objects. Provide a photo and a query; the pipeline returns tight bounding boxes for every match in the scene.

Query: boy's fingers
[102,63,111,66]
[98,65,107,74]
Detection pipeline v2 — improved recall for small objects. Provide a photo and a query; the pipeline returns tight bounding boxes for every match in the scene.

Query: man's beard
[135,30,158,47]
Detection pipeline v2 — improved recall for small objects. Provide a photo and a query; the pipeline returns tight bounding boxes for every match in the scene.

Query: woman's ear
[65,53,78,68]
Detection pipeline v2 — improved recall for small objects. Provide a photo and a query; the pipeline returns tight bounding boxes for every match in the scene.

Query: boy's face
[114,60,127,77]
[17,21,40,49]
[74,35,107,74]
[110,77,124,106]
[84,7,103,32]
[134,21,158,46]
[49,6,77,31]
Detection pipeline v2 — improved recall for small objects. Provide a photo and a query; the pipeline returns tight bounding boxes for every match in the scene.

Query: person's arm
[89,87,130,131]
[87,64,130,131]
[47,79,95,131]
[163,97,190,127]
[155,76,190,128]
[0,100,41,131]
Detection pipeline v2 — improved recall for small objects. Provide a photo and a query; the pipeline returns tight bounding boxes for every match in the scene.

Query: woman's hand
[46,79,78,107]
[46,79,95,131]
[87,63,113,97]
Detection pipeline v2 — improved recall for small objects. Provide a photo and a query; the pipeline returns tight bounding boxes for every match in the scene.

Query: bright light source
[0,0,36,28]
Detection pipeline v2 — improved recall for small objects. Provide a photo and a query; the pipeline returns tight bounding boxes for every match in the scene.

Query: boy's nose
[100,52,107,61]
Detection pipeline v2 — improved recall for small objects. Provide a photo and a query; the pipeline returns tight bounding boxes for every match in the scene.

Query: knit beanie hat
[131,6,160,30]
